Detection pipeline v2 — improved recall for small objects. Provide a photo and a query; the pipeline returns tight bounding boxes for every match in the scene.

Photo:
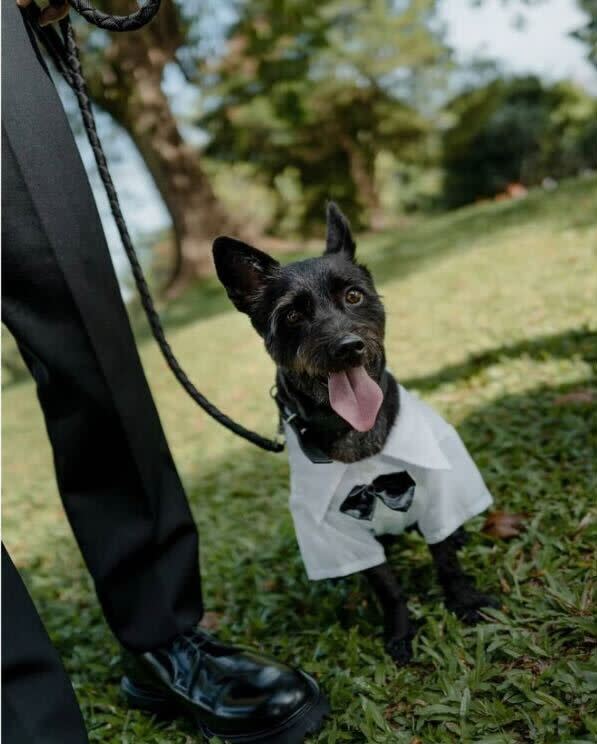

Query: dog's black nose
[334,334,365,360]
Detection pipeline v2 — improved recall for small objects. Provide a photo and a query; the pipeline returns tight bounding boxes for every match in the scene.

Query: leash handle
[66,0,161,32]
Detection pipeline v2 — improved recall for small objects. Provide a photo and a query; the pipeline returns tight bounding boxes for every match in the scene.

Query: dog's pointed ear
[212,236,280,315]
[325,202,356,261]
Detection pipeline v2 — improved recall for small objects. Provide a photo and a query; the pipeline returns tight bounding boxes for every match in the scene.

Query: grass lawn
[2,176,596,743]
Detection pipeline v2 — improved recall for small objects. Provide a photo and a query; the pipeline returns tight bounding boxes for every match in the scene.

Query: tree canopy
[71,0,597,289]
[442,76,597,207]
[200,0,448,232]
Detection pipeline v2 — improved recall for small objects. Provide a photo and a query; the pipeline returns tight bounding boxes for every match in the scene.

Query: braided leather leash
[28,1,285,453]
[66,0,161,32]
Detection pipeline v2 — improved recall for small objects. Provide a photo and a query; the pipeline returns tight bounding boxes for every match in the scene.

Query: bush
[442,77,597,207]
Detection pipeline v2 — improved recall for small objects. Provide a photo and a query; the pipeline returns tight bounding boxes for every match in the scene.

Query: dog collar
[273,370,391,464]
[274,395,334,464]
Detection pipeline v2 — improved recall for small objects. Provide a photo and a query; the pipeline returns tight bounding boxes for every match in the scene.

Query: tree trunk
[83,1,240,295]
[114,70,236,296]
[339,135,386,230]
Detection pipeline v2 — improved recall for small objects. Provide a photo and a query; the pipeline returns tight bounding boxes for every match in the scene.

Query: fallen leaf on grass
[576,511,596,532]
[384,702,407,719]
[482,511,528,539]
[499,576,512,594]
[553,389,596,406]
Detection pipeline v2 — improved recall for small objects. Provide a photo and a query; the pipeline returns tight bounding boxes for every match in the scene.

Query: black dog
[213,204,498,665]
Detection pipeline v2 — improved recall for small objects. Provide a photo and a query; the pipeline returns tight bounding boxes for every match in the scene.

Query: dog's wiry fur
[213,204,498,665]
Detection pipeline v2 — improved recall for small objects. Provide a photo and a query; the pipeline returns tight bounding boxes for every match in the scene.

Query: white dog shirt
[284,384,493,580]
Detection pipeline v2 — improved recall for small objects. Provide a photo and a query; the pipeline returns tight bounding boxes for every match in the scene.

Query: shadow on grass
[177,363,595,649]
[33,324,595,644]
[402,326,597,393]
[17,324,595,740]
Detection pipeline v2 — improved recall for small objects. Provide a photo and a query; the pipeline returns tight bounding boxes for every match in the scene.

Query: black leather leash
[63,0,161,32]
[26,0,285,453]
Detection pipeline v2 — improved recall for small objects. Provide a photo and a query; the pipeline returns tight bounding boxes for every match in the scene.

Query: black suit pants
[2,2,203,740]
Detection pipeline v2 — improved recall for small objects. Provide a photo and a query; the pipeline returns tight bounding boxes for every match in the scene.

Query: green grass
[3,177,597,743]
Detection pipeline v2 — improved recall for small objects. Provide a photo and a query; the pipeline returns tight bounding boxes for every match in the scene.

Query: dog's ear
[325,202,356,261]
[212,236,280,315]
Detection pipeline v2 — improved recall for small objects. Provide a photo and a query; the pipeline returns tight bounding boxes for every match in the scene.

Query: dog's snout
[333,333,365,361]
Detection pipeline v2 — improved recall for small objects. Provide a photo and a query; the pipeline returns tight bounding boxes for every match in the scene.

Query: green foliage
[200,0,447,233]
[3,177,597,742]
[442,76,597,207]
[571,0,597,68]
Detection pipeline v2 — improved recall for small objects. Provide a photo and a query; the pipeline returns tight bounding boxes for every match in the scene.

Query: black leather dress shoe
[121,628,329,743]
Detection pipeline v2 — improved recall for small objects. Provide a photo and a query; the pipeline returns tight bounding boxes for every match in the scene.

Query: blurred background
[2,0,597,333]
[45,0,597,297]
[1,1,594,371]
[2,2,596,741]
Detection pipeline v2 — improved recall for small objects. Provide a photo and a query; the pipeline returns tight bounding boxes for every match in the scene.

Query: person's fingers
[16,0,70,24]
[39,1,70,26]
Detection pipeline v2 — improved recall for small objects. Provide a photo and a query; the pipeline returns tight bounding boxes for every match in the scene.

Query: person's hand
[16,0,70,27]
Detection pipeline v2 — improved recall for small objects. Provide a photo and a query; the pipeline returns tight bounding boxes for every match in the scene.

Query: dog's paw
[446,592,500,625]
[385,635,413,666]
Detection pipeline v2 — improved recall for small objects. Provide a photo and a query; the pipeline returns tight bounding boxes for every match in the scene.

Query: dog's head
[213,203,386,431]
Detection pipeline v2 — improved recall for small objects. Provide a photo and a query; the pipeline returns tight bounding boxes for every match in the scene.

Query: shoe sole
[121,672,330,744]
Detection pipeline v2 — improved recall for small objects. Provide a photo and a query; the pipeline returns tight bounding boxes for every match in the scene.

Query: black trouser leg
[2,0,203,652]
[2,546,89,744]
[1,135,203,652]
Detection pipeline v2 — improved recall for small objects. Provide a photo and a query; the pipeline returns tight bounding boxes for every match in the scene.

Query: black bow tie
[339,471,416,521]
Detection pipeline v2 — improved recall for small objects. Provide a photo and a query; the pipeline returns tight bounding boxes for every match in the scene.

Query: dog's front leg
[364,562,414,666]
[428,531,499,624]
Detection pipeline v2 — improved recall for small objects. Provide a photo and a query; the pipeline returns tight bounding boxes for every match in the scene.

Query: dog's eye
[286,309,301,325]
[345,288,364,305]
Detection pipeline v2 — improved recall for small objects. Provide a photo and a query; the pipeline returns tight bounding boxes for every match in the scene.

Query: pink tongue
[328,367,384,432]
